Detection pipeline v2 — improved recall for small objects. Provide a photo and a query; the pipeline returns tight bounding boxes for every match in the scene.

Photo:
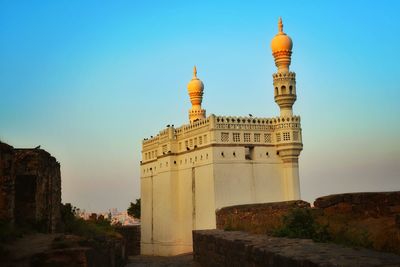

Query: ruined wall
[193,230,400,267]
[0,142,15,223]
[216,192,400,255]
[0,142,61,233]
[314,191,400,217]
[115,225,141,256]
[216,200,310,234]
[14,149,61,232]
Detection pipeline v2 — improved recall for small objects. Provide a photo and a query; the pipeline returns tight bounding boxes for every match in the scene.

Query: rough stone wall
[216,200,310,234]
[216,192,400,255]
[115,225,141,256]
[0,142,15,223]
[14,148,61,232]
[0,142,61,233]
[193,230,400,267]
[314,191,400,217]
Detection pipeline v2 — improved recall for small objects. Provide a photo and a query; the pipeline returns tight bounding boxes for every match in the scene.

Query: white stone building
[140,18,303,256]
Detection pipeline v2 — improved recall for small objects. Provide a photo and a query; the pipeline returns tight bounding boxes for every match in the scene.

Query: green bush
[61,203,118,239]
[273,208,330,242]
[127,199,141,219]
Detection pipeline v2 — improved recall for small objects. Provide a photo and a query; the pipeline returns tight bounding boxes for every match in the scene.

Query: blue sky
[1,0,399,212]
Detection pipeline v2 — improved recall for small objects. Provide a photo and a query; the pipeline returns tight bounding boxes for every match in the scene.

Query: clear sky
[1,0,399,212]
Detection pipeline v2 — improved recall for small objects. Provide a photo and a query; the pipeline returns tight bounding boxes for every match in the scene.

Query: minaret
[271,18,297,117]
[271,18,302,201]
[187,66,206,123]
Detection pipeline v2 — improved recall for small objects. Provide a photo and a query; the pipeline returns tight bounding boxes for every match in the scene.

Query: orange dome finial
[187,66,206,123]
[270,17,293,72]
[193,65,197,78]
[278,17,283,33]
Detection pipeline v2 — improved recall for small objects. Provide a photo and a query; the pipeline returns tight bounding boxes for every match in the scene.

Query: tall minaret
[271,18,302,201]
[187,66,206,123]
[271,18,297,117]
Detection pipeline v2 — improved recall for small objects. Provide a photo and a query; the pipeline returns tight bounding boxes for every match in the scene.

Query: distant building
[0,142,61,233]
[140,18,303,256]
[77,209,140,226]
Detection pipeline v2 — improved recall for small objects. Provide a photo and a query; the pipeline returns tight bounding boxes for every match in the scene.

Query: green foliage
[273,208,330,242]
[60,203,118,239]
[127,199,141,219]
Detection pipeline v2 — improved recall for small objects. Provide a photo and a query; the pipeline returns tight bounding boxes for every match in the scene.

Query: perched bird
[166,124,170,127]
[186,147,190,151]
[35,145,41,149]
[249,114,253,117]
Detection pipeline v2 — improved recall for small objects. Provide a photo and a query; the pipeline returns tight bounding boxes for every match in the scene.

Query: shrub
[273,208,330,242]
[127,199,141,219]
[60,203,118,239]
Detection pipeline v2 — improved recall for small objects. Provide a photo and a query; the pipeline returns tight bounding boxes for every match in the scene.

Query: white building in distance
[140,18,303,256]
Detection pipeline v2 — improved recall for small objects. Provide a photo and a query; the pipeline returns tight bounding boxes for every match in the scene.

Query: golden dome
[270,18,293,53]
[187,66,204,93]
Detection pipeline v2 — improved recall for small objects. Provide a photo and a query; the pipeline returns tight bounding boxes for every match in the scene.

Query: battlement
[142,114,301,150]
[214,115,301,131]
[142,117,211,147]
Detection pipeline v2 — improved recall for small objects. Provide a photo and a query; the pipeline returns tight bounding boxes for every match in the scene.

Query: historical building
[0,142,61,233]
[140,18,303,256]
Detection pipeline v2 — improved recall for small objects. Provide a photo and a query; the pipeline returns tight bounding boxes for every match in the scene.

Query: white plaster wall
[212,146,286,209]
[194,164,216,230]
[141,147,217,256]
[140,175,153,255]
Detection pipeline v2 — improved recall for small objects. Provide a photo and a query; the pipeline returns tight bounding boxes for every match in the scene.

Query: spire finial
[278,17,283,33]
[193,65,197,78]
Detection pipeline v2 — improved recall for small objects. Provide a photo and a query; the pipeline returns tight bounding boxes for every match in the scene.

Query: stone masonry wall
[14,148,61,232]
[314,191,400,217]
[0,142,15,223]
[216,200,310,234]
[193,230,400,267]
[0,142,61,233]
[115,225,141,256]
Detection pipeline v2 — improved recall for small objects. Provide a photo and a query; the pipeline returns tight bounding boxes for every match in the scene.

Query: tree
[127,199,141,219]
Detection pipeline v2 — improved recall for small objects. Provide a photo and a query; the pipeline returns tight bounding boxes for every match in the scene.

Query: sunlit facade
[140,18,303,256]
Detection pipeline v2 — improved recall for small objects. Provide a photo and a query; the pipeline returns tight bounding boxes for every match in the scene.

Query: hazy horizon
[1,1,399,213]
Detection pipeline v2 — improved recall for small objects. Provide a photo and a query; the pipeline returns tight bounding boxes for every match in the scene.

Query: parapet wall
[314,191,400,217]
[193,230,400,267]
[216,200,310,234]
[215,191,400,255]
